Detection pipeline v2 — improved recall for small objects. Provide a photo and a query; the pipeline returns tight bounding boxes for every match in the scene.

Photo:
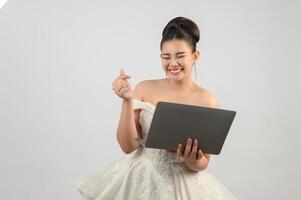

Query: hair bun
[162,17,200,43]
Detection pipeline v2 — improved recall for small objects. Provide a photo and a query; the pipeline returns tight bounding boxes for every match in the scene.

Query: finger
[119,73,132,78]
[112,82,121,92]
[183,138,192,159]
[189,139,198,160]
[119,68,131,79]
[120,74,131,79]
[123,87,128,96]
[123,80,130,89]
[112,77,124,88]
[118,87,127,96]
[123,79,131,89]
[112,79,120,89]
[117,84,126,94]
[176,144,182,156]
[197,149,204,160]
[116,80,126,90]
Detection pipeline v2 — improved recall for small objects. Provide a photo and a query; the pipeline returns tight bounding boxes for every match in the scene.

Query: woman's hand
[177,138,204,162]
[167,138,204,161]
[177,138,208,172]
[112,68,133,100]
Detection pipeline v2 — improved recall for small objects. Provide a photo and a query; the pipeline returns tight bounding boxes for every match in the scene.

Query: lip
[168,67,184,71]
[168,68,184,75]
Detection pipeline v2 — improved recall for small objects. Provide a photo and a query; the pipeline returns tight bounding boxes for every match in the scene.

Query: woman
[74,16,237,200]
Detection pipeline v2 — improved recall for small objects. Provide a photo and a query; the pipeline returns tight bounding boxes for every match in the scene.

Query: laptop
[145,101,236,155]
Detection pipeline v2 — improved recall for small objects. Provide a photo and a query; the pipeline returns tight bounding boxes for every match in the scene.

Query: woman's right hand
[112,68,133,101]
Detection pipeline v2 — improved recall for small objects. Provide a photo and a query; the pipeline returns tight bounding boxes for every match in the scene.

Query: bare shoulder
[196,86,220,109]
[133,79,157,100]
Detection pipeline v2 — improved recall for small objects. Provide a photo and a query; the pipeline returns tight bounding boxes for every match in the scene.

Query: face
[160,39,200,82]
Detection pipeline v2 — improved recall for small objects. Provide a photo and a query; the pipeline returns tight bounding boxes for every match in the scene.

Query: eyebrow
[161,51,186,56]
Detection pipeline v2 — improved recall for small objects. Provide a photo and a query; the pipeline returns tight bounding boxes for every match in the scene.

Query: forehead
[161,39,191,54]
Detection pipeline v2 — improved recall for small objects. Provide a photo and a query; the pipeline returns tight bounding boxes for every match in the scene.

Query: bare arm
[116,99,139,154]
[116,81,145,154]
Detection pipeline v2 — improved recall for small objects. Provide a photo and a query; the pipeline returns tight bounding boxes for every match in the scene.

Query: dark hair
[160,17,200,53]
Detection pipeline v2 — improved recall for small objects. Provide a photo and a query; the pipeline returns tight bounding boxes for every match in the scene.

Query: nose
[169,58,180,67]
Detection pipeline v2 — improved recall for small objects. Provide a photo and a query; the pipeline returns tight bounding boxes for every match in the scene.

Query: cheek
[161,60,168,68]
[182,58,191,65]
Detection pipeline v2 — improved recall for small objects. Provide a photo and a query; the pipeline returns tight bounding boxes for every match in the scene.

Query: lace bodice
[132,98,185,167]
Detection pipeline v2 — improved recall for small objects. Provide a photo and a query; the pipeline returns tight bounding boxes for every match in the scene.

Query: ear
[193,50,200,63]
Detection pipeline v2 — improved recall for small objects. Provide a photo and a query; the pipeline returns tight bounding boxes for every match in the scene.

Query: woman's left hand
[176,138,204,162]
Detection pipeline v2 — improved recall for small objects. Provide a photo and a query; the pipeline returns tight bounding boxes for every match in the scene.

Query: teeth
[169,68,183,71]
[169,68,183,75]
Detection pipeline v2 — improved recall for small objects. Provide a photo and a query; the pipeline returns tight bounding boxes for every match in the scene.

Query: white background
[0,0,300,199]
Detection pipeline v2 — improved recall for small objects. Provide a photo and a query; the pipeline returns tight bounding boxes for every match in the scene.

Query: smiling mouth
[168,67,184,74]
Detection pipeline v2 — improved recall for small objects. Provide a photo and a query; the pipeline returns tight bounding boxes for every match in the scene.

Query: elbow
[121,144,139,154]
[116,134,139,154]
[123,149,134,154]
[122,147,138,154]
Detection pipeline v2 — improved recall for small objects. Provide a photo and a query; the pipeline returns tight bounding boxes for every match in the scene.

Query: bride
[74,16,237,200]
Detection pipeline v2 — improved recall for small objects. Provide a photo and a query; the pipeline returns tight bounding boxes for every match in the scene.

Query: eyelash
[163,56,184,59]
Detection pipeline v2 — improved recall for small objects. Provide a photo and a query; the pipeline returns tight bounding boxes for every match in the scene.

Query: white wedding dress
[74,99,237,200]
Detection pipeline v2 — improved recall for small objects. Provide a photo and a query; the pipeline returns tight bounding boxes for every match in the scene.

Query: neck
[165,77,196,93]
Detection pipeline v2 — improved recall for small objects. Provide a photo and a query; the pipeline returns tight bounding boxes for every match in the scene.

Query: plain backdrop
[0,0,300,199]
